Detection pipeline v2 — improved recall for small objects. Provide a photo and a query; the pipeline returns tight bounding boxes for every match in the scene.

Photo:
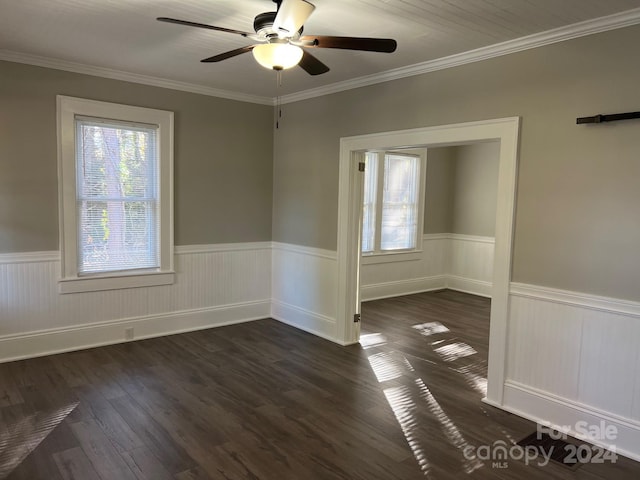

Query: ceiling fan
[157,0,397,75]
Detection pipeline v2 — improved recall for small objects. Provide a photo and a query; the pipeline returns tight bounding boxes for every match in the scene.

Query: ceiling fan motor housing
[254,12,277,37]
[254,11,303,38]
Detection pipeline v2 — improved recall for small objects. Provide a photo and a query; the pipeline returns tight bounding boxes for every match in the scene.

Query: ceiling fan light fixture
[252,43,303,70]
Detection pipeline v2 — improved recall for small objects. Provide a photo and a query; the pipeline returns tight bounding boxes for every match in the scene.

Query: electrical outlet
[125,327,134,340]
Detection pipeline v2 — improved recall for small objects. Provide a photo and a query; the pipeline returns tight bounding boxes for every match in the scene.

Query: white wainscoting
[448,234,494,297]
[361,234,494,301]
[271,242,339,343]
[0,243,272,362]
[503,283,640,461]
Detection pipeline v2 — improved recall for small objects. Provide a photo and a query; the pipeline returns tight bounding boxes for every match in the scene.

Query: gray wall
[272,25,640,302]
[423,147,454,234]
[0,61,273,252]
[424,142,499,236]
[451,142,500,236]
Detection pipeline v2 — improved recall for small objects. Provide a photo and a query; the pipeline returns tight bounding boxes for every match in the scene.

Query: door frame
[336,117,520,406]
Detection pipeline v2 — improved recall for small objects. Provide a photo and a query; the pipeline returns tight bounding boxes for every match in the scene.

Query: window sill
[59,270,175,294]
[361,250,423,265]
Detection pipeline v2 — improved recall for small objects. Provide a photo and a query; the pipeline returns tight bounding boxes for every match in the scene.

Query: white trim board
[446,276,492,298]
[270,300,340,345]
[0,251,60,264]
[492,381,640,463]
[448,234,495,244]
[0,243,274,263]
[271,242,339,345]
[2,7,640,105]
[0,300,270,363]
[500,282,640,462]
[510,282,640,318]
[361,276,492,302]
[338,117,520,407]
[361,276,447,301]
[423,233,496,244]
[272,242,338,260]
[176,242,272,255]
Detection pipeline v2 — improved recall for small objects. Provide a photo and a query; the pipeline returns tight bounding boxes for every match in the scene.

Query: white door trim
[336,117,521,406]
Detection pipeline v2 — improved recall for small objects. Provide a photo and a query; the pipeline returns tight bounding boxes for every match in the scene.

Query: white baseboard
[271,299,338,343]
[446,275,493,298]
[361,275,447,301]
[361,274,493,301]
[499,381,640,462]
[0,300,270,363]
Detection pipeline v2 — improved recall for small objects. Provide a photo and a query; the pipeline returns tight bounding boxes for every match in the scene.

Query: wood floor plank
[73,361,127,401]
[53,446,102,480]
[120,445,174,480]
[49,355,91,389]
[214,434,321,480]
[69,419,138,480]
[0,370,24,408]
[72,385,145,453]
[108,394,197,475]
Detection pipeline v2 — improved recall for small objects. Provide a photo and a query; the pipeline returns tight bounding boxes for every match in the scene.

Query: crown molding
[279,7,640,104]
[0,49,273,106]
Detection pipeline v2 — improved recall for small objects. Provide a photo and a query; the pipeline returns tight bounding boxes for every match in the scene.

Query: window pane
[362,152,378,253]
[380,154,420,251]
[76,120,159,274]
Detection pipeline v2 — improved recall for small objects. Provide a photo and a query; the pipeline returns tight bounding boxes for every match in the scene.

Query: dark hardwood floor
[1,290,639,479]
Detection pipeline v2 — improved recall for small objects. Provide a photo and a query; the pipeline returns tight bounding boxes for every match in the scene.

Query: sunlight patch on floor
[453,365,488,396]
[413,378,483,474]
[412,322,450,336]
[384,385,431,476]
[434,342,477,362]
[368,351,415,383]
[360,333,388,349]
[0,402,79,478]
[369,347,485,477]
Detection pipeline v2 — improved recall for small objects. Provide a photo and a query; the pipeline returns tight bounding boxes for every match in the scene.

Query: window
[57,96,174,293]
[361,150,426,256]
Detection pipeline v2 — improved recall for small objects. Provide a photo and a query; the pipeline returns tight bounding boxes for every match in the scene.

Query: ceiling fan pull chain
[276,69,283,129]
[275,70,280,129]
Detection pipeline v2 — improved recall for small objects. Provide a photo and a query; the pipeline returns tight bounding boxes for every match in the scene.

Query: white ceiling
[2,0,640,100]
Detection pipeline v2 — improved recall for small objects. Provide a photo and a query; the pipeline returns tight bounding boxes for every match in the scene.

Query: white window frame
[361,149,427,265]
[57,95,174,294]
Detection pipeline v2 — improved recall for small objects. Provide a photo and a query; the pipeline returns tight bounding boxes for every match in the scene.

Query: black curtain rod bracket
[577,111,640,124]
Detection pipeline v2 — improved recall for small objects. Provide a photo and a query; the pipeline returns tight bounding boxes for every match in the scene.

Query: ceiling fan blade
[298,50,330,76]
[201,45,256,63]
[301,35,397,53]
[157,17,252,37]
[273,0,315,35]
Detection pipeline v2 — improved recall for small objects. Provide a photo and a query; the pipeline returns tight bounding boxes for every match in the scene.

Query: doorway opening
[336,118,520,406]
